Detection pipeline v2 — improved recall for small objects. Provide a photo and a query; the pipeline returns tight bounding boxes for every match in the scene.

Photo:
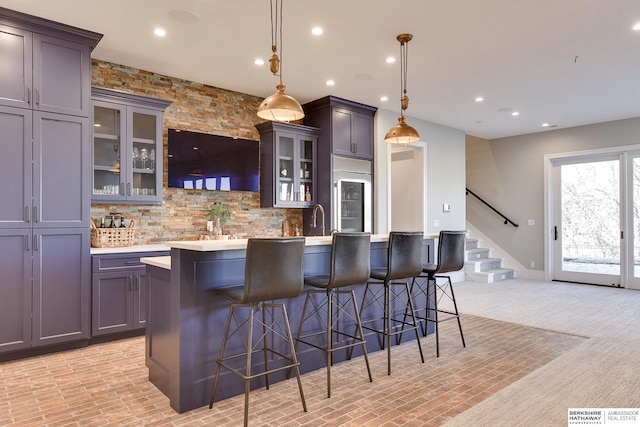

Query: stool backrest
[242,237,305,303]
[386,231,424,280]
[435,230,466,274]
[327,232,371,289]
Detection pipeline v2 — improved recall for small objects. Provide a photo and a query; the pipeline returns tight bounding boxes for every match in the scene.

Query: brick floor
[0,315,585,426]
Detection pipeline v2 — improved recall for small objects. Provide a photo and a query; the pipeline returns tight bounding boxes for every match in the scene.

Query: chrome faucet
[311,204,325,236]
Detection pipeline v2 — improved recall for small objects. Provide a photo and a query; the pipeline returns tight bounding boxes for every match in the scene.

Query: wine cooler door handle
[554,226,558,241]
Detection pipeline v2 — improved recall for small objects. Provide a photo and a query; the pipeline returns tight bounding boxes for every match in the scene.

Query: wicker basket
[91,220,136,248]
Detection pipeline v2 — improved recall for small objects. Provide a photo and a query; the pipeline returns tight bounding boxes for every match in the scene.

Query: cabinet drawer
[92,251,169,272]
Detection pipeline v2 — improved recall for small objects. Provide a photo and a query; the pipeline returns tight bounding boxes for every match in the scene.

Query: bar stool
[209,237,307,427]
[293,232,372,398]
[411,230,466,357]
[358,231,425,375]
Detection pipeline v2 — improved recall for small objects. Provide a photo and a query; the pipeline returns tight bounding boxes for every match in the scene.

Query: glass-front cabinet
[91,88,171,204]
[257,121,319,208]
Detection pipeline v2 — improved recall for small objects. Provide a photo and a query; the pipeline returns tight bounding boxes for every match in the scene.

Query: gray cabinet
[0,18,96,116]
[0,105,90,228]
[303,96,377,160]
[0,7,101,356]
[0,228,90,351]
[301,96,377,234]
[91,251,168,336]
[91,88,171,204]
[257,121,319,208]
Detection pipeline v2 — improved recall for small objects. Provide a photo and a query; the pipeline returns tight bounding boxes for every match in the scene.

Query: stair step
[465,257,502,272]
[466,238,478,250]
[467,268,515,283]
[466,247,490,261]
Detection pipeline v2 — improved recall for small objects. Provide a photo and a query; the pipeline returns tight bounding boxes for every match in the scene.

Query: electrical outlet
[433,219,440,227]
[530,261,535,268]
[528,219,535,226]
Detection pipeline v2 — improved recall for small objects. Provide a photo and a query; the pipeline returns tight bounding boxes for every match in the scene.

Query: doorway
[546,147,640,289]
[390,145,424,231]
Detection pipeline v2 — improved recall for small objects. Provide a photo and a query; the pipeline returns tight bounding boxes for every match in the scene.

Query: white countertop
[140,255,171,270]
[165,234,391,252]
[90,244,170,255]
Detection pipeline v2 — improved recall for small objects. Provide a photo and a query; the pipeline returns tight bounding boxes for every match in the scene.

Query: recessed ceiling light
[386,57,396,63]
[633,23,640,31]
[154,28,167,37]
[380,96,389,102]
[475,97,484,102]
[542,123,550,127]
[326,80,335,86]
[254,59,264,66]
[511,111,520,116]
[311,26,323,36]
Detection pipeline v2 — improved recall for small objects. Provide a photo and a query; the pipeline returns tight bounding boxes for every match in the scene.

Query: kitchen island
[142,234,433,413]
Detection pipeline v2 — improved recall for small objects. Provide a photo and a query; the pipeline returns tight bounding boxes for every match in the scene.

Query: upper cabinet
[91,88,171,204]
[0,8,101,116]
[257,121,319,208]
[302,96,377,160]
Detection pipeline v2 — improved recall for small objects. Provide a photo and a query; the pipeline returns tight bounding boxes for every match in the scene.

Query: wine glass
[132,147,139,169]
[149,148,156,170]
[140,148,148,169]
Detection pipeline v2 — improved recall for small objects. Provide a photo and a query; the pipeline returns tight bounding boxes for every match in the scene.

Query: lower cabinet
[91,251,168,336]
[0,228,90,354]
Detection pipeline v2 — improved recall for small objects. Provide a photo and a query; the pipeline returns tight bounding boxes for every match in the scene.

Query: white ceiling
[3,0,640,139]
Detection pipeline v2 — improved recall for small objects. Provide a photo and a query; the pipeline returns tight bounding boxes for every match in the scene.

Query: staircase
[464,238,516,283]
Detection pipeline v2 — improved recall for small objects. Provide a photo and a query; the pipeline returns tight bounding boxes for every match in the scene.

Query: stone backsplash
[90,59,302,243]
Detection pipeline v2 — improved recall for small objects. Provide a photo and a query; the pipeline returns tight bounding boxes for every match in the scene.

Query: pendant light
[385,33,420,144]
[257,0,304,122]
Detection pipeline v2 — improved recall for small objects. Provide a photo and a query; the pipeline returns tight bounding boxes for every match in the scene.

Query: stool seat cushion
[214,284,246,303]
[370,267,390,281]
[304,275,331,289]
[422,263,438,275]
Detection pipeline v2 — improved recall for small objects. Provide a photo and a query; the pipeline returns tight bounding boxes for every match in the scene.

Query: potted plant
[207,203,232,239]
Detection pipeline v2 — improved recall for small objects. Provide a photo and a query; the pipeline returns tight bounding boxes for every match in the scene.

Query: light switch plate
[443,203,451,212]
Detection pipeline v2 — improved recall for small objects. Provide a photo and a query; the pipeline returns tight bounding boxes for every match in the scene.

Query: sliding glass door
[552,156,621,286]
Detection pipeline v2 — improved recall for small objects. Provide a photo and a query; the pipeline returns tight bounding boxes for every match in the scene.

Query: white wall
[466,116,640,272]
[374,109,467,235]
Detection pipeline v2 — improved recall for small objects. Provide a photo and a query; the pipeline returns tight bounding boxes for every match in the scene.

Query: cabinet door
[126,106,163,203]
[92,100,127,202]
[33,33,91,117]
[0,229,32,353]
[331,108,353,157]
[0,105,32,228]
[33,112,90,228]
[134,270,149,329]
[352,112,374,159]
[92,271,134,335]
[32,228,90,346]
[0,25,32,109]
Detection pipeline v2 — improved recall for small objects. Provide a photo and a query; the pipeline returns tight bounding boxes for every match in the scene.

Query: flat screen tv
[168,129,259,192]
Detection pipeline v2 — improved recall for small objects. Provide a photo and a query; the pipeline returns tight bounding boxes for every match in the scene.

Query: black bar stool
[358,231,425,375]
[411,230,466,357]
[293,232,372,398]
[209,237,307,427]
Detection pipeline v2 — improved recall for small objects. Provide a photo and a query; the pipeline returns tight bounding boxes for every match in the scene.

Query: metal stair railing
[466,187,519,228]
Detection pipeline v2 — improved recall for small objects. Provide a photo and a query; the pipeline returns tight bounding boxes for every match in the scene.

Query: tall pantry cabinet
[0,8,102,354]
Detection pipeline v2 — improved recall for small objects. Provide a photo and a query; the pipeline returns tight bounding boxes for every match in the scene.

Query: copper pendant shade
[256,0,304,122]
[385,33,420,144]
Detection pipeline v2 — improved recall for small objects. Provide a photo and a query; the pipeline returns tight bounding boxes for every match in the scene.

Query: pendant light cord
[269,0,284,83]
[400,38,409,115]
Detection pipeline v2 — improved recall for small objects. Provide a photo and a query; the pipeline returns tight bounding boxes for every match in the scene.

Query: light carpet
[442,279,640,427]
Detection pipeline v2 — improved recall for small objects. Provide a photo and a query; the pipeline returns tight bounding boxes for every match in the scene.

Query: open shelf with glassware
[91,88,171,204]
